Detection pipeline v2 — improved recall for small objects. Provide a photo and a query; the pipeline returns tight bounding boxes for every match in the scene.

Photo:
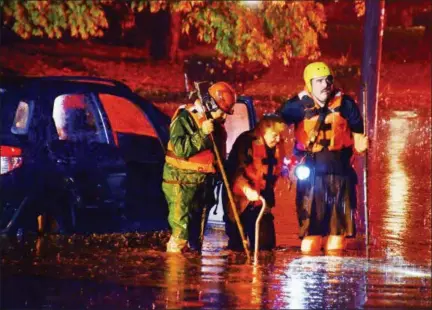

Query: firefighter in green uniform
[163,82,237,253]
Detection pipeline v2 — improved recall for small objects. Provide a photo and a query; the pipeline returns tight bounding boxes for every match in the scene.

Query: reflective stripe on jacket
[165,104,216,173]
[294,92,353,152]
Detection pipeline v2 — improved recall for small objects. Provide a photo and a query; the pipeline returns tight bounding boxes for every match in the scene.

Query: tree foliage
[354,0,366,18]
[0,0,111,39]
[1,0,327,66]
[165,1,326,66]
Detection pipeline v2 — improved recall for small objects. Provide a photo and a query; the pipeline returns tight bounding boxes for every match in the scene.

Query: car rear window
[0,91,33,136]
[11,101,33,134]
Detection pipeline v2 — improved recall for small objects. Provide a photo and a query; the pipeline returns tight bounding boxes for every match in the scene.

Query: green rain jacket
[162,105,226,241]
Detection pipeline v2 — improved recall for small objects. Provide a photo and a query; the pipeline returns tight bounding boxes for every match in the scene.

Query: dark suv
[0,76,257,235]
[0,76,171,235]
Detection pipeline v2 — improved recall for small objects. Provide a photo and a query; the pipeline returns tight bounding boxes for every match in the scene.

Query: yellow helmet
[303,62,332,93]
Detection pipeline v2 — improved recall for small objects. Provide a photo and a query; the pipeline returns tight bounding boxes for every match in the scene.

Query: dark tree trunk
[169,11,182,63]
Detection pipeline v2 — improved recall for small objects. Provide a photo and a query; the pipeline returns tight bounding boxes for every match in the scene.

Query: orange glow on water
[385,114,410,256]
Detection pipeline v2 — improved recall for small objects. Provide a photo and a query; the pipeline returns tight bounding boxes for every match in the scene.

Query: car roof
[0,75,133,96]
[0,75,171,146]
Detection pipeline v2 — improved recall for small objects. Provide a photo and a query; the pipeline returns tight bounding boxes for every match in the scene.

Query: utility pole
[360,0,385,140]
[358,0,385,247]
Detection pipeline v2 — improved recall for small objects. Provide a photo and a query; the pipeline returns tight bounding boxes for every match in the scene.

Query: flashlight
[294,164,311,180]
[284,154,312,181]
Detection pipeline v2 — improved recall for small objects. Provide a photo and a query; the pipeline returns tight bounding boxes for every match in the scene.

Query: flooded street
[1,106,431,309]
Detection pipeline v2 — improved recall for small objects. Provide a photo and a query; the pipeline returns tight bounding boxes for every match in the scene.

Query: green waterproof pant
[162,163,215,250]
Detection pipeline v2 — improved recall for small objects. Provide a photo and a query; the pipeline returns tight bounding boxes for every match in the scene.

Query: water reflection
[282,258,308,309]
[370,109,432,265]
[280,256,367,309]
[1,234,431,309]
[164,254,205,308]
[385,114,410,257]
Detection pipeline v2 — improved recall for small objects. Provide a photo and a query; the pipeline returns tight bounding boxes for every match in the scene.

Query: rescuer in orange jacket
[223,114,287,251]
[278,61,368,253]
[163,81,236,254]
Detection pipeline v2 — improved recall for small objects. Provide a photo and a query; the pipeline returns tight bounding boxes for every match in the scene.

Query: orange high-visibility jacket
[294,92,354,153]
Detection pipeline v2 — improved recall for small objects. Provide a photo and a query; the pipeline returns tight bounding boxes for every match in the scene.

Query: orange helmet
[208,82,236,115]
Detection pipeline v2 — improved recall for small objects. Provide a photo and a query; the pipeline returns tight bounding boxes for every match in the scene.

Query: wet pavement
[1,107,431,309]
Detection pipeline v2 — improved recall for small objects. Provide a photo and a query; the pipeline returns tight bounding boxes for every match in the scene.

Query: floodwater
[1,107,431,309]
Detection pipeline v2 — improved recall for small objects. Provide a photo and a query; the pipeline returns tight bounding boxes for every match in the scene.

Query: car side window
[52,94,103,143]
[98,94,158,143]
[98,94,163,163]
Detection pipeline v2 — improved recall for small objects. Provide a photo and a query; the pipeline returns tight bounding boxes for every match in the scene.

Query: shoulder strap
[306,103,328,150]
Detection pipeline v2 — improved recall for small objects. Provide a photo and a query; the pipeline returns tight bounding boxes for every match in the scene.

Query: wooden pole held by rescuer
[194,81,251,262]
[362,83,370,254]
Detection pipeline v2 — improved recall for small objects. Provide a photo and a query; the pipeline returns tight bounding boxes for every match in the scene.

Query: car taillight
[0,146,23,175]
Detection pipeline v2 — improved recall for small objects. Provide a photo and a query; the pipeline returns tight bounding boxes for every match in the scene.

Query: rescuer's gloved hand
[243,187,260,202]
[353,133,368,153]
[202,119,214,135]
